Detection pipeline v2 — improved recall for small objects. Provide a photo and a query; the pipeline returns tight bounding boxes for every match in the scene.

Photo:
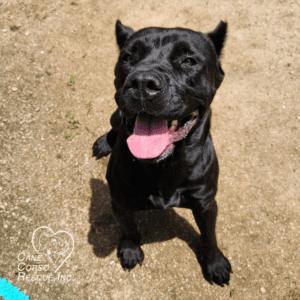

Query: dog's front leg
[92,129,118,159]
[192,199,232,287]
[112,201,144,271]
[92,108,122,160]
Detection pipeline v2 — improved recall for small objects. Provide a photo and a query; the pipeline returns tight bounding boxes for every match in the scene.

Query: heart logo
[31,226,74,273]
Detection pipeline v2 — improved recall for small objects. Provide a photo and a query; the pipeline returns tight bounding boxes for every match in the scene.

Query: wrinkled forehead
[123,27,210,56]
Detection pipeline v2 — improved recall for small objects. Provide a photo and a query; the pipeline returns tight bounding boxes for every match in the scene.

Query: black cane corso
[93,20,232,287]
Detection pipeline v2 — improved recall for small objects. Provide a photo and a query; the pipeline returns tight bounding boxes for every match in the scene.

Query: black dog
[93,20,232,287]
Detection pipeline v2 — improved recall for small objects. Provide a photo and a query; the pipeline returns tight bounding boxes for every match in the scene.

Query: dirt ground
[0,0,299,299]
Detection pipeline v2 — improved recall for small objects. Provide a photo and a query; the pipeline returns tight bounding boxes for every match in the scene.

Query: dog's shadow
[88,178,203,264]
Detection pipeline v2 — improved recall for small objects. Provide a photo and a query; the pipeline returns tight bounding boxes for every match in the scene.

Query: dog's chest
[136,161,188,209]
[146,189,183,209]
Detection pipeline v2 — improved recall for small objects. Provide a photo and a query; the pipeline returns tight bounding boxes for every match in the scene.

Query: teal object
[0,276,30,300]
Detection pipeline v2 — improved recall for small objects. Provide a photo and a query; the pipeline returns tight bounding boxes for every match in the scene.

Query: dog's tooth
[169,120,178,130]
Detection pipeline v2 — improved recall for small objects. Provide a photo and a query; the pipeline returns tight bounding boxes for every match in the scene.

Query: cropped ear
[115,20,135,49]
[207,21,227,58]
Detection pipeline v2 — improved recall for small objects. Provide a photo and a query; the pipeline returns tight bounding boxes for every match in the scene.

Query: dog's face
[113,21,227,161]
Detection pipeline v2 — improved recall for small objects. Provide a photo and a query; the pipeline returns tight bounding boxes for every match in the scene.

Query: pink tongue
[127,114,171,159]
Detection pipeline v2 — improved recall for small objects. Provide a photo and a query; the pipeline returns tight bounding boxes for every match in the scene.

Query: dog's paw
[92,134,112,159]
[117,239,144,271]
[200,249,232,287]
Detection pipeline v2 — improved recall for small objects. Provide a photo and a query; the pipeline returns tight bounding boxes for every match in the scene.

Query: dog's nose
[125,72,162,97]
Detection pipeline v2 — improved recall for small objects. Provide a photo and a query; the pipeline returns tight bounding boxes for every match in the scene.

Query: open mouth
[125,111,198,160]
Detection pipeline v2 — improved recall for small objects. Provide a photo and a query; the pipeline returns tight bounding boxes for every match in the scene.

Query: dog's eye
[183,58,196,66]
[123,54,132,62]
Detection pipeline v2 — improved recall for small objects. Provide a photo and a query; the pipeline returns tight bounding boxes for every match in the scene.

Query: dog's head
[113,20,227,162]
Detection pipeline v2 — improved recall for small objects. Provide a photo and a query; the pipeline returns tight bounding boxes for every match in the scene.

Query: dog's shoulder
[110,108,123,132]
